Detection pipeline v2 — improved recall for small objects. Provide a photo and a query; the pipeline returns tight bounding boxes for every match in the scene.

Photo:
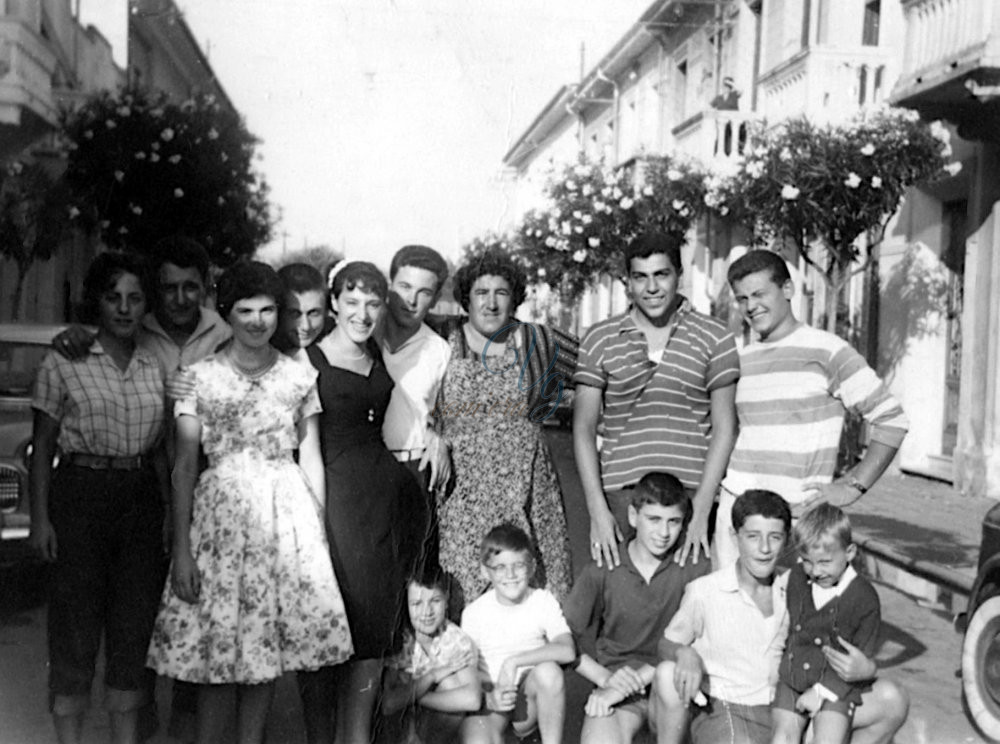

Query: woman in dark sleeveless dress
[301,261,424,744]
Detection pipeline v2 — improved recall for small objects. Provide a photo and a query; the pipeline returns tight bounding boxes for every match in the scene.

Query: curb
[854,530,974,616]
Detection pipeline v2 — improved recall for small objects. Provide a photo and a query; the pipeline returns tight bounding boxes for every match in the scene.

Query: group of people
[26,228,911,744]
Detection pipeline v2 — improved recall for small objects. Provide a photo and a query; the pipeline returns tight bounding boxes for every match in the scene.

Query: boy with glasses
[460,523,575,744]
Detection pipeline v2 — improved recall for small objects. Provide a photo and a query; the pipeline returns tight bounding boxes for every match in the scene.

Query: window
[862,0,881,46]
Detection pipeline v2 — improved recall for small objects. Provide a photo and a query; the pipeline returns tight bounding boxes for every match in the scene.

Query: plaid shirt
[32,343,166,457]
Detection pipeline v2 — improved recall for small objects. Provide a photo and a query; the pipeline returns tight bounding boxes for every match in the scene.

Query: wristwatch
[844,475,869,494]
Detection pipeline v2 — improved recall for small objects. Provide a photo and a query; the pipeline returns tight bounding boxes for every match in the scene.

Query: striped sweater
[721,324,908,504]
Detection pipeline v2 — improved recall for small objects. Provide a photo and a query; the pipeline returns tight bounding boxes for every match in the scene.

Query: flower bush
[61,86,272,266]
[517,155,707,301]
[706,107,953,331]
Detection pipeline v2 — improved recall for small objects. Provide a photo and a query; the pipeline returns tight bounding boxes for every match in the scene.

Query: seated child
[459,523,575,744]
[771,503,881,744]
[563,472,710,744]
[382,568,482,744]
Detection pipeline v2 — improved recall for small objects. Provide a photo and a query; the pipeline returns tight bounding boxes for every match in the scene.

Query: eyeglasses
[485,561,530,577]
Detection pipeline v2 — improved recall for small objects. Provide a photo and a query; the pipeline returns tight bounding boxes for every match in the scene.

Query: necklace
[339,345,369,361]
[229,347,278,379]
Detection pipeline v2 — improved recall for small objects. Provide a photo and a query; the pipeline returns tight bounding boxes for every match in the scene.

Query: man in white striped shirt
[714,250,908,567]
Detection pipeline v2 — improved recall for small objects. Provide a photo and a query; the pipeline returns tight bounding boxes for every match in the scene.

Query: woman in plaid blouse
[29,251,168,744]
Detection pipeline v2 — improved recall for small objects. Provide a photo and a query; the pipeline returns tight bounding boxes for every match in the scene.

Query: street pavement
[0,427,991,743]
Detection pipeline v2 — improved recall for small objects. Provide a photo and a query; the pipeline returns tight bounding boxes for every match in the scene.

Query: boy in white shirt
[460,523,575,744]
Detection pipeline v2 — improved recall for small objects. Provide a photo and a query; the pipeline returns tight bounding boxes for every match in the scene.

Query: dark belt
[65,452,147,471]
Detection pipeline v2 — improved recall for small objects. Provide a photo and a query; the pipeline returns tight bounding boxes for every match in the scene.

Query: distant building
[504,0,988,493]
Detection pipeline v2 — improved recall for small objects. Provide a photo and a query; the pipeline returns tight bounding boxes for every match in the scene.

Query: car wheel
[963,595,1000,741]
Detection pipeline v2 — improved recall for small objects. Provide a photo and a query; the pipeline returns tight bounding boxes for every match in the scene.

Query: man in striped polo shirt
[714,249,909,567]
[574,232,740,569]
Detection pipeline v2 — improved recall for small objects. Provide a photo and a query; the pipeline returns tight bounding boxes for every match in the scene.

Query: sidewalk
[841,472,989,615]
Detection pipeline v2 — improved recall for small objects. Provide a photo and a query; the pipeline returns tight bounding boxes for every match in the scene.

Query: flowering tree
[517,154,708,301]
[710,108,953,332]
[0,160,71,319]
[61,87,272,266]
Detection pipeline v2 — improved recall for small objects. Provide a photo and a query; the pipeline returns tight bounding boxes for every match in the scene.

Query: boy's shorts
[772,680,855,717]
[480,675,531,726]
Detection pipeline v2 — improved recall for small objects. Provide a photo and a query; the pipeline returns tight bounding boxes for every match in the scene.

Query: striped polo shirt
[722,323,909,504]
[574,300,740,491]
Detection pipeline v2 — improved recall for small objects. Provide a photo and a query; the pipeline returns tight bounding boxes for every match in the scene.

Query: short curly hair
[330,261,388,302]
[215,261,285,320]
[80,251,154,325]
[452,248,527,313]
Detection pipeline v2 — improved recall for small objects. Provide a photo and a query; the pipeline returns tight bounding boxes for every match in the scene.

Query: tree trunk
[824,262,840,335]
[9,260,29,321]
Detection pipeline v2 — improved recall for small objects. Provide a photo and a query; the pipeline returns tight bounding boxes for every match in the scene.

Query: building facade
[504,0,982,492]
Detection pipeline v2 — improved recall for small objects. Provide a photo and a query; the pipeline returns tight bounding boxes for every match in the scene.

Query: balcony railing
[757,46,896,122]
[671,110,757,163]
[0,18,58,128]
[895,0,1000,101]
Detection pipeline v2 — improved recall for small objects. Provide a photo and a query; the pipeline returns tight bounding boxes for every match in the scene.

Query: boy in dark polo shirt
[563,473,710,744]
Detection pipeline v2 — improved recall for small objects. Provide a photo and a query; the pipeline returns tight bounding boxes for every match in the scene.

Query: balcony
[757,46,896,122]
[0,17,58,156]
[892,0,1000,126]
[671,110,757,164]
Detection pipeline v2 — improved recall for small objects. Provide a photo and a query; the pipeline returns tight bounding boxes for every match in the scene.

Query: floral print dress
[438,327,571,606]
[147,354,353,684]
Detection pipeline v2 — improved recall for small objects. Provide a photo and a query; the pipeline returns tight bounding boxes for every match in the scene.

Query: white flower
[779,147,792,162]
[781,184,800,200]
[130,204,143,215]
[218,196,226,205]
[844,172,862,189]
[150,141,160,151]
[9,161,22,174]
[679,206,691,217]
[754,146,768,158]
[574,164,590,177]
[118,226,128,234]
[572,210,583,219]
[672,199,685,211]
[134,151,146,160]
[149,107,164,118]
[860,143,876,156]
[114,170,125,182]
[99,220,110,229]
[746,161,765,179]
[174,188,184,198]
[105,119,117,129]
[150,153,160,163]
[544,236,557,248]
[612,187,623,199]
[83,130,93,139]
[582,184,594,196]
[117,106,131,117]
[619,197,634,209]
[572,249,587,263]
[945,161,963,176]
[666,169,683,181]
[537,268,547,277]
[581,214,593,225]
[221,152,229,163]
[168,154,182,164]
[561,221,573,236]
[207,128,219,140]
[642,185,654,196]
[574,225,584,233]
[594,200,607,213]
[719,206,729,216]
[68,206,80,219]
[160,128,175,142]
[601,187,612,198]
[588,237,600,248]
[871,176,883,189]
[565,179,577,191]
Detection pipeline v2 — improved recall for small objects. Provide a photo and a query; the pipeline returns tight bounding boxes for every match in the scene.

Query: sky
[84,0,652,269]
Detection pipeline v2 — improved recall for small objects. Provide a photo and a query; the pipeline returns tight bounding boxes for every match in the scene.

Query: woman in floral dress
[437,247,572,607]
[147,262,352,744]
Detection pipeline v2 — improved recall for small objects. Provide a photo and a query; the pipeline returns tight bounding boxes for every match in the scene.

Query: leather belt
[65,452,147,471]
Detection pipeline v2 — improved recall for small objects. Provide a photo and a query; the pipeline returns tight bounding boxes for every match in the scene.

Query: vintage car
[0,323,64,564]
[961,502,1000,741]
